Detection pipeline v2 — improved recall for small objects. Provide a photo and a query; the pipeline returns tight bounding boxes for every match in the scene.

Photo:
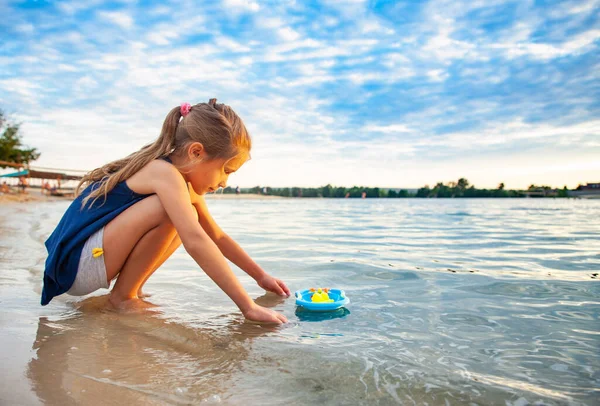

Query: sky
[1,0,599,189]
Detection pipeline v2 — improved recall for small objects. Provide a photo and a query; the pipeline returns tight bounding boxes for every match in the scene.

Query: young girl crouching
[42,99,290,324]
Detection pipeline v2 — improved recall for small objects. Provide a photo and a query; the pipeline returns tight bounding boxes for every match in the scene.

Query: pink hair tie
[180,102,192,117]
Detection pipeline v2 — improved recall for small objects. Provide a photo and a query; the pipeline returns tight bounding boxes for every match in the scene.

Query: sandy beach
[0,189,73,204]
[0,190,283,205]
[0,192,48,204]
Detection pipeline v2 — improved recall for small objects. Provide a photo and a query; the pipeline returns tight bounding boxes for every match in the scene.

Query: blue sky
[1,0,598,189]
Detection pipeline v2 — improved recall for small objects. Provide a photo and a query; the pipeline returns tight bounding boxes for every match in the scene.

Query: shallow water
[0,198,599,405]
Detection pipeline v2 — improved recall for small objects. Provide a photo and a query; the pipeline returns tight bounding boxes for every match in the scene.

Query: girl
[42,99,290,324]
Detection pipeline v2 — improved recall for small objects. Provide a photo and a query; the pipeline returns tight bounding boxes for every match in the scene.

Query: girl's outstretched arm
[193,196,291,296]
[146,161,287,324]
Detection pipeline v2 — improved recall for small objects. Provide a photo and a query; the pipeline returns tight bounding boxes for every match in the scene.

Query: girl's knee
[147,195,174,228]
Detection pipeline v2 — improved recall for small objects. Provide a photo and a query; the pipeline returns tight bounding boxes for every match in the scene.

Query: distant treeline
[223,178,571,198]
[412,180,569,198]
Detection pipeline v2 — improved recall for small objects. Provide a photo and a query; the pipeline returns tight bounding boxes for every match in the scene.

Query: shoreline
[0,191,284,204]
[3,191,597,205]
[0,191,71,204]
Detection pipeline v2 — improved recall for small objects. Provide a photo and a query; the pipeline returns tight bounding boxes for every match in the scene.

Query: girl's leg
[137,234,182,297]
[102,195,181,307]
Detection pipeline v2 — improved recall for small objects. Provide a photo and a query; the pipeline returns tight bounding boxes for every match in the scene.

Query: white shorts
[67,227,109,296]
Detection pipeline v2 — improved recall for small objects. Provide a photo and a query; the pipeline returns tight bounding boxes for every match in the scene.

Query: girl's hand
[243,304,288,324]
[257,274,291,297]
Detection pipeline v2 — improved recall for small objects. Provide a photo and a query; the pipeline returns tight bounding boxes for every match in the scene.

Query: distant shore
[0,188,75,204]
[0,192,52,204]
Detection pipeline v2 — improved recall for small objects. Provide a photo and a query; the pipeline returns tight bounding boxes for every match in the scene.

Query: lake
[0,197,598,405]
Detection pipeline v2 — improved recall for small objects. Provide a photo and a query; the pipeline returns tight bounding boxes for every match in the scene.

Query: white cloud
[423,32,479,63]
[382,53,410,68]
[362,124,411,134]
[58,0,104,15]
[259,16,284,29]
[57,64,79,72]
[223,0,260,12]
[558,0,599,15]
[147,30,179,46]
[504,22,536,43]
[360,19,394,35]
[215,36,252,52]
[237,56,253,66]
[0,78,42,101]
[562,29,600,54]
[148,5,171,16]
[323,17,338,27]
[420,119,600,149]
[492,29,600,60]
[257,16,300,42]
[98,11,134,30]
[571,0,599,13]
[75,76,99,92]
[283,75,335,87]
[278,27,300,42]
[426,69,449,82]
[79,58,121,71]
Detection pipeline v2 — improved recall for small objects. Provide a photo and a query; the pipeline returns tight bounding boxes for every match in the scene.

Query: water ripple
[1,198,599,405]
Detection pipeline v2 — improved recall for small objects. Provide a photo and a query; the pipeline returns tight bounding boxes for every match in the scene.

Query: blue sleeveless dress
[42,181,151,305]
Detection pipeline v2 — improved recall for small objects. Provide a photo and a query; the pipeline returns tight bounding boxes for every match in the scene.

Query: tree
[432,182,452,197]
[0,110,40,168]
[321,184,333,198]
[498,182,505,190]
[457,178,469,191]
[416,186,431,198]
[557,186,569,198]
[334,186,346,198]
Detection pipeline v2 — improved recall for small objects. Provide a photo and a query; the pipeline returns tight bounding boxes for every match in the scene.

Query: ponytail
[77,106,181,207]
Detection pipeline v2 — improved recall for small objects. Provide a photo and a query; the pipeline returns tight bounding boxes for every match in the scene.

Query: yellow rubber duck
[311,288,334,303]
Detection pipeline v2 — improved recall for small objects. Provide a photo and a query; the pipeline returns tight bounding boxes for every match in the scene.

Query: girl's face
[185,146,249,195]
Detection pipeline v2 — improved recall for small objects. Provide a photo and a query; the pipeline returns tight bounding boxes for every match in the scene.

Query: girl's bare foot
[108,293,157,311]
[137,290,152,298]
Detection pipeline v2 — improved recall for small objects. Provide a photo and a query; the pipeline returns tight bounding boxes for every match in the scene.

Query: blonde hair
[77,98,251,207]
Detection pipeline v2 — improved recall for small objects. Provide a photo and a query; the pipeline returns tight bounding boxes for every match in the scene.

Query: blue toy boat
[295,288,350,311]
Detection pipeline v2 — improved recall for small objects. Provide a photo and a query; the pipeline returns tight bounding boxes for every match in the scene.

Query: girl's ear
[187,142,205,160]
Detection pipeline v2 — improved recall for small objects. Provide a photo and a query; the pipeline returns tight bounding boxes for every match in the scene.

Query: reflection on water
[295,307,351,322]
[0,198,599,405]
[27,295,275,405]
